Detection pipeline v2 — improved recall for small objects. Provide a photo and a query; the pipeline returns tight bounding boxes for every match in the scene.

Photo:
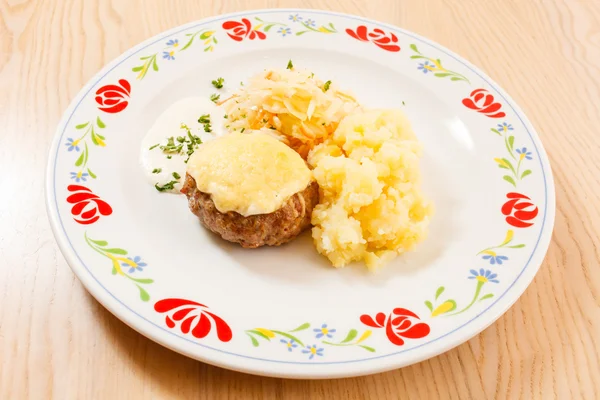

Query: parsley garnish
[156,123,203,163]
[172,172,181,180]
[210,93,220,103]
[149,143,160,150]
[241,128,245,133]
[286,60,293,70]
[212,77,224,89]
[198,114,210,124]
[155,181,178,192]
[152,168,162,174]
[323,80,331,92]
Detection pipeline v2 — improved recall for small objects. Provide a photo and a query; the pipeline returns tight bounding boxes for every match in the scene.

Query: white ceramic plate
[46,9,555,379]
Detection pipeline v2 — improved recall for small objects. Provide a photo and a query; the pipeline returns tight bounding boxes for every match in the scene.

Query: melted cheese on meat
[186,133,313,216]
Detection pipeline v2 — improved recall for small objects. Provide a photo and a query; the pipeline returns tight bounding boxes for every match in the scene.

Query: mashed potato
[307,109,433,270]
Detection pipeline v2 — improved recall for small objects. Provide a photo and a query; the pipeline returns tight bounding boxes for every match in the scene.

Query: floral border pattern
[57,11,545,363]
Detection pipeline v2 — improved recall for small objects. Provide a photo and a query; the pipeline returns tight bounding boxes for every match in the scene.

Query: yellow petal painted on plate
[501,229,514,246]
[356,330,372,343]
[432,300,456,317]
[255,328,275,338]
[494,158,508,167]
[482,250,497,256]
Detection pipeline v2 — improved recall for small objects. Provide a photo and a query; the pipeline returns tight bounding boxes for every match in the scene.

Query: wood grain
[1,0,599,398]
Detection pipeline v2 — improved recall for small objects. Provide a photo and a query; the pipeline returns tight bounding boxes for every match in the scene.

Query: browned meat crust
[181,174,318,248]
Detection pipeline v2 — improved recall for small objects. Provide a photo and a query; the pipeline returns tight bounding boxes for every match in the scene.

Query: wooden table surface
[1,0,599,398]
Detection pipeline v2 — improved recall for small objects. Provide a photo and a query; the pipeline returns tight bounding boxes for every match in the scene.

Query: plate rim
[46,8,556,379]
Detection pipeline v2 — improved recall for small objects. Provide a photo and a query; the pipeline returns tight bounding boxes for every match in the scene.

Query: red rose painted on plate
[222,18,266,42]
[462,89,506,118]
[346,26,400,52]
[95,79,131,113]
[502,192,538,228]
[66,185,112,225]
[360,308,430,346]
[154,298,233,342]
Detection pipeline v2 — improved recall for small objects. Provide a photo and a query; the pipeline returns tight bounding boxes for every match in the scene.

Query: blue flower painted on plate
[166,39,179,47]
[162,51,175,60]
[65,138,80,152]
[417,61,435,74]
[469,269,500,284]
[305,19,316,27]
[482,255,508,265]
[70,171,88,183]
[278,27,292,37]
[313,324,336,339]
[302,344,324,360]
[280,339,298,352]
[289,14,302,22]
[516,147,533,160]
[497,122,514,132]
[122,256,147,273]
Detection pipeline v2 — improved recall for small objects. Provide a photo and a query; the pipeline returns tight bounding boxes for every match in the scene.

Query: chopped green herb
[269,126,276,130]
[241,128,245,133]
[211,77,224,89]
[241,114,247,118]
[149,143,160,150]
[286,60,293,70]
[167,155,172,159]
[224,114,228,119]
[155,181,178,192]
[176,136,185,143]
[172,172,181,180]
[152,168,162,174]
[310,72,314,79]
[402,101,406,106]
[323,80,332,92]
[240,81,244,86]
[198,114,210,124]
[262,118,268,123]
[203,124,212,132]
[210,93,220,103]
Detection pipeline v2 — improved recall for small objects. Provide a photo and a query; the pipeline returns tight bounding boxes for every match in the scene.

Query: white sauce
[140,97,226,193]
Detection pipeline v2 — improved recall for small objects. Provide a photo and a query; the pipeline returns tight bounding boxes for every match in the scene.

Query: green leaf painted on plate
[435,286,445,300]
[289,322,310,332]
[296,31,309,36]
[132,66,143,72]
[498,165,509,170]
[340,329,358,343]
[491,128,502,136]
[75,151,85,167]
[479,293,494,301]
[137,285,150,301]
[75,122,89,130]
[90,239,108,246]
[424,300,433,312]
[503,175,516,186]
[359,345,376,352]
[247,333,260,347]
[96,117,106,129]
[434,73,451,78]
[450,76,464,81]
[508,135,515,150]
[272,331,304,347]
[103,247,128,255]
[521,170,532,179]
[410,44,419,53]
[508,244,526,249]
[152,57,159,71]
[410,55,426,60]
